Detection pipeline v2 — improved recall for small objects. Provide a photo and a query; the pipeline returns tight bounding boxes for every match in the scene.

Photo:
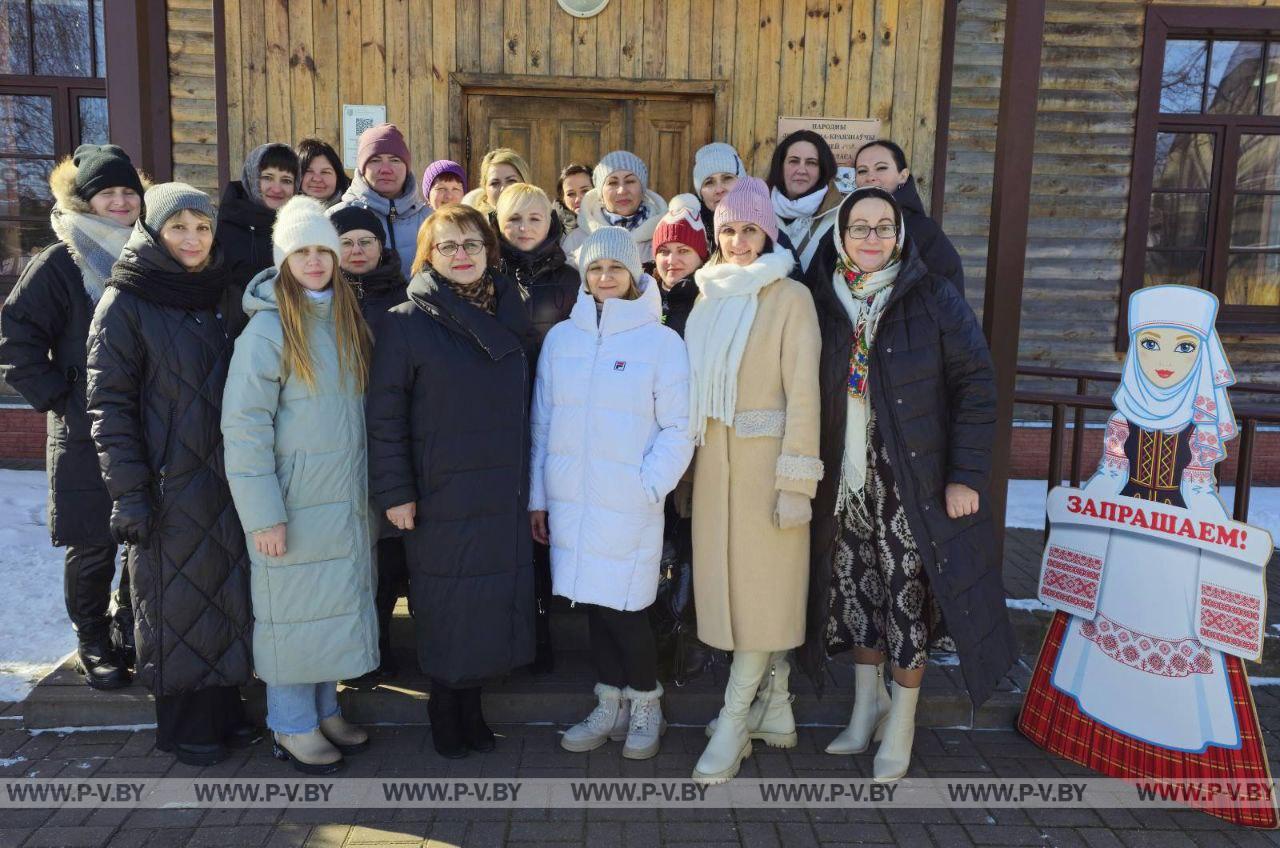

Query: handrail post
[1233,418,1257,523]
[1070,377,1087,487]
[1046,403,1065,536]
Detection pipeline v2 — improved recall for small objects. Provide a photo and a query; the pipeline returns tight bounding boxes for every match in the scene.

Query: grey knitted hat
[577,226,643,288]
[693,142,743,192]
[593,151,648,190]
[143,182,214,231]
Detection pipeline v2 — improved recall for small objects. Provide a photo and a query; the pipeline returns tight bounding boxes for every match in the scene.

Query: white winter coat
[529,276,694,611]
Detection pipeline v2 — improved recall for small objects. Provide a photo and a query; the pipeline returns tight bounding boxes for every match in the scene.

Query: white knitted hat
[693,142,743,192]
[272,196,341,268]
[593,151,648,190]
[576,226,643,287]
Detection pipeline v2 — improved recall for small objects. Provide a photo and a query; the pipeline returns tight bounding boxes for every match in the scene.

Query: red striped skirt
[1019,611,1278,829]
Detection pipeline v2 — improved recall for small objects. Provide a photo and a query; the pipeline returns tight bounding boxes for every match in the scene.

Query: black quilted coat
[345,248,408,338]
[85,235,252,696]
[498,222,579,362]
[216,181,276,290]
[895,178,965,296]
[366,269,536,686]
[0,243,113,545]
[800,241,1016,707]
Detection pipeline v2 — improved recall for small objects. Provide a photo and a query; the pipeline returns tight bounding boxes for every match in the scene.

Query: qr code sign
[352,117,375,137]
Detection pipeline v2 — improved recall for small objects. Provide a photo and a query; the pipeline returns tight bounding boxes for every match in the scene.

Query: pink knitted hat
[356,123,411,174]
[713,176,778,242]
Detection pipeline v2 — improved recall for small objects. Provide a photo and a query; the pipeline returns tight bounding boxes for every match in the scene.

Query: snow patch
[0,471,80,703]
[1006,598,1053,612]
[29,723,156,735]
[0,755,26,767]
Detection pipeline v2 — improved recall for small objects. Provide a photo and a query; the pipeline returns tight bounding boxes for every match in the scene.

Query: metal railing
[1014,366,1280,523]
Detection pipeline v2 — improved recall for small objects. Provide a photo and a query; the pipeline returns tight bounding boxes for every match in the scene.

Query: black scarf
[108,224,230,311]
[344,249,406,299]
[499,217,568,288]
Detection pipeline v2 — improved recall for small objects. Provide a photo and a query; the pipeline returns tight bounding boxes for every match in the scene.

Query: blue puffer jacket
[333,173,431,279]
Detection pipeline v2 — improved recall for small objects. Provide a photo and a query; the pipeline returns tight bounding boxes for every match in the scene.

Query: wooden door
[465,90,715,201]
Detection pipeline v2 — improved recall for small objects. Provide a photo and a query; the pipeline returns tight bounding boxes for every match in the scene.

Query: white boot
[705,651,797,748]
[561,683,630,753]
[825,663,891,755]
[621,683,665,760]
[873,681,920,782]
[692,650,771,784]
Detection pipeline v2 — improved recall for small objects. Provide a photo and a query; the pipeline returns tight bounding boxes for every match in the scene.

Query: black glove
[110,492,153,548]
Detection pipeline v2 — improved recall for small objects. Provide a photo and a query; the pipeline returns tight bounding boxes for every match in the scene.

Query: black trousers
[374,537,409,650]
[154,686,245,750]
[64,543,128,637]
[586,604,658,692]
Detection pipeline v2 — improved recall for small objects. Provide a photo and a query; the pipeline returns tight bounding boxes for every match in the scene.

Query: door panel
[466,90,714,202]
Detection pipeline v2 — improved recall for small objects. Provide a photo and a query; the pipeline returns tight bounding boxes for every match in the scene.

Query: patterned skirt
[825,414,955,668]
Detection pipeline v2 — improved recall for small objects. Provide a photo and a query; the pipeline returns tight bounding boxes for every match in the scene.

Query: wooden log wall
[945,0,1279,389]
[168,0,221,197]
[166,0,945,208]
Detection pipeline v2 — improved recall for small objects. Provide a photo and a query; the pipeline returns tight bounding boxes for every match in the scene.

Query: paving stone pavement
[3,527,1279,847]
[3,711,1280,847]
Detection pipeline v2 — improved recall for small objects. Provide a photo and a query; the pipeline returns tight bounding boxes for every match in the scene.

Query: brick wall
[0,406,45,461]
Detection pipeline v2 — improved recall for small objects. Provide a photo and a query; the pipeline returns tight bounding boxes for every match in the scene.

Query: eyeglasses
[845,223,898,241]
[433,239,487,257]
[339,237,380,252]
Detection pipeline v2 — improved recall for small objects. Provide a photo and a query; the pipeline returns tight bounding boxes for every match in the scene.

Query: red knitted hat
[356,123,411,174]
[652,194,710,260]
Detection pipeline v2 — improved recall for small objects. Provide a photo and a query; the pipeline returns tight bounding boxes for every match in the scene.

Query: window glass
[1148,192,1211,249]
[1230,194,1280,249]
[1225,252,1280,306]
[1235,134,1280,192]
[77,96,106,146]
[32,0,92,77]
[1160,39,1208,114]
[0,0,32,75]
[0,157,54,217]
[0,219,55,280]
[0,95,55,156]
[1152,132,1214,190]
[93,0,103,76]
[1144,250,1204,287]
[1206,41,1263,115]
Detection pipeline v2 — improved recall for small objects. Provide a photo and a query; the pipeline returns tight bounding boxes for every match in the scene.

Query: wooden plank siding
[185,0,941,192]
[942,0,1278,389]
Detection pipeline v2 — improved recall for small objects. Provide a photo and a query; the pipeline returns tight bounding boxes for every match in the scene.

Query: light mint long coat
[221,269,378,686]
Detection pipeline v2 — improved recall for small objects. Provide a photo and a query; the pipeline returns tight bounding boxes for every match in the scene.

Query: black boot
[75,629,130,690]
[458,687,495,752]
[110,587,136,671]
[427,680,467,759]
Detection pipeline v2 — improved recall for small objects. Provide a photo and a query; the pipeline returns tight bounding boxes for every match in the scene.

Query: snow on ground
[0,470,1275,705]
[0,470,77,702]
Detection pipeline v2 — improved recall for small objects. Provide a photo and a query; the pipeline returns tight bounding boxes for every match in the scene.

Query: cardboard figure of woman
[1019,285,1277,829]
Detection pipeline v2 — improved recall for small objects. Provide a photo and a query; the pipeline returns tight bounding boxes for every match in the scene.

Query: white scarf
[49,207,133,303]
[771,184,828,222]
[685,246,795,444]
[578,188,669,247]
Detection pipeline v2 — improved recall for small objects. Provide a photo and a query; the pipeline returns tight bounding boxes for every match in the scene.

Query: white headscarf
[1113,285,1236,463]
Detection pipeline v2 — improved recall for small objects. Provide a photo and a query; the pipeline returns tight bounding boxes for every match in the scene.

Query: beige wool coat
[689,258,823,652]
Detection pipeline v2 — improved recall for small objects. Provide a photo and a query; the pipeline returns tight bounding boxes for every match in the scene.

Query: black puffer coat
[216,181,276,289]
[498,221,579,359]
[345,249,408,339]
[86,234,252,696]
[366,269,536,686]
[800,242,1015,707]
[0,243,113,545]
[642,261,698,339]
[895,178,965,296]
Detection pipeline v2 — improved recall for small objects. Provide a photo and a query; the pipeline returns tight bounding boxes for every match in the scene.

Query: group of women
[0,123,1013,785]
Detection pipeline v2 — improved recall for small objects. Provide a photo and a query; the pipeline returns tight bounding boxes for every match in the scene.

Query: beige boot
[319,713,369,755]
[825,663,891,755]
[705,651,797,748]
[272,729,344,775]
[872,682,920,783]
[692,650,770,784]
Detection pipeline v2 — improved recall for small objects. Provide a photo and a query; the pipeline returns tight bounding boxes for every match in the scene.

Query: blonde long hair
[275,254,373,393]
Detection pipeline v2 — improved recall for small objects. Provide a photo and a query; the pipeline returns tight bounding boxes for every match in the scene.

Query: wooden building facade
[0,0,1277,441]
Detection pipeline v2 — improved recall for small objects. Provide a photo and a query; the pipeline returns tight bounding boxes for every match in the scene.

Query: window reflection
[1161,39,1207,114]
[0,95,55,156]
[0,0,32,75]
[77,96,106,146]
[32,0,91,77]
[1206,41,1263,115]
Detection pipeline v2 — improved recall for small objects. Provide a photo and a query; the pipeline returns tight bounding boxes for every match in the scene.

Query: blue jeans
[266,682,340,735]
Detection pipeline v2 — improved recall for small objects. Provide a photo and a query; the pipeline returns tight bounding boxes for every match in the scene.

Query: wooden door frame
[449,73,728,167]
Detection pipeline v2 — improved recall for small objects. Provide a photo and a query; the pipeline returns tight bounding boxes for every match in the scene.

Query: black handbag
[650,514,724,686]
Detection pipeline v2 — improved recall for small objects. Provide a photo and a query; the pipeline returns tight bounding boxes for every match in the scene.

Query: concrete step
[22,603,1277,732]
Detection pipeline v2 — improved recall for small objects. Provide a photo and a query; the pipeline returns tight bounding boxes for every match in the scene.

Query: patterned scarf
[49,207,132,303]
[447,270,497,316]
[831,251,899,525]
[604,204,651,231]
